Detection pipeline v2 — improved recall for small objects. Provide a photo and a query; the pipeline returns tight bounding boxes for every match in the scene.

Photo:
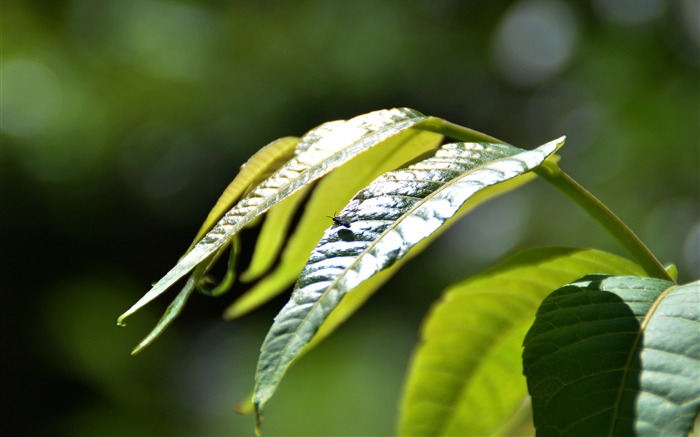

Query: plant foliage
[399,248,647,436]
[118,108,698,435]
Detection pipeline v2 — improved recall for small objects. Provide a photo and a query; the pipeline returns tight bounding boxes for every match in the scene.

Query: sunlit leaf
[398,248,645,436]
[118,108,428,325]
[133,139,301,350]
[253,137,565,426]
[305,169,544,353]
[226,128,444,318]
[188,136,299,252]
[523,276,699,436]
[302,156,561,359]
[238,184,313,283]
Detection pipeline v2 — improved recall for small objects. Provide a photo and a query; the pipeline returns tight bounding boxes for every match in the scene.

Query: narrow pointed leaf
[523,276,699,436]
[130,238,239,354]
[304,170,544,354]
[134,139,299,347]
[226,128,443,318]
[189,136,299,251]
[398,248,646,436]
[300,157,562,358]
[118,108,428,325]
[253,137,565,421]
[130,267,202,355]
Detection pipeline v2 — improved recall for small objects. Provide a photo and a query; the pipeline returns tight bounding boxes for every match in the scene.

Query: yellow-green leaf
[225,128,444,319]
[189,136,299,251]
[119,108,428,326]
[399,248,646,436]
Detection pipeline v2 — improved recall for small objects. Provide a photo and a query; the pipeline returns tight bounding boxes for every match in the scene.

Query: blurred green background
[2,0,698,435]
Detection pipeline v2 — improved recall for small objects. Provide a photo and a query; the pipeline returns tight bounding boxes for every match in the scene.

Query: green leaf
[188,136,299,251]
[225,128,444,318]
[304,167,546,355]
[196,237,240,297]
[238,184,313,283]
[130,238,239,354]
[398,248,646,437]
[130,267,201,355]
[118,108,428,326]
[253,137,565,425]
[523,276,700,436]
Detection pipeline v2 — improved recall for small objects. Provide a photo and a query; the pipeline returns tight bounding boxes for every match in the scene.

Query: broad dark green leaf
[523,275,699,436]
[118,108,428,325]
[398,248,646,436]
[253,137,564,427]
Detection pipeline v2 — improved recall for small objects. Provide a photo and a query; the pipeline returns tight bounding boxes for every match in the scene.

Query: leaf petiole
[534,160,672,281]
[419,118,672,282]
[417,117,505,144]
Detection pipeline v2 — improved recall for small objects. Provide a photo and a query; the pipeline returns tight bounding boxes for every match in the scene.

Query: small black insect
[326,212,351,228]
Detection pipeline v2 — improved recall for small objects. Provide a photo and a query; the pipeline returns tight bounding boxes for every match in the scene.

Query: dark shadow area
[523,274,644,436]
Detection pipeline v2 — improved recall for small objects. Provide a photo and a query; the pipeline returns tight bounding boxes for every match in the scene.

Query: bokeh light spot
[102,0,218,80]
[492,0,578,87]
[593,0,664,26]
[681,0,700,46]
[1,59,63,137]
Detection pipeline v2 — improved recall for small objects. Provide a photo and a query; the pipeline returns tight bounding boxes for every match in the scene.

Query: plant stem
[418,117,505,144]
[420,118,672,281]
[535,160,672,281]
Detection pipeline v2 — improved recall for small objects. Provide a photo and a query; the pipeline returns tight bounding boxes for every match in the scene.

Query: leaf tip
[548,135,566,151]
[117,302,142,327]
[222,303,245,320]
[130,343,145,356]
[664,263,678,281]
[254,402,263,436]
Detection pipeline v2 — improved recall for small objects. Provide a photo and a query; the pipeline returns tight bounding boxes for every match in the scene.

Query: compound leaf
[253,137,565,427]
[118,108,429,326]
[226,128,443,318]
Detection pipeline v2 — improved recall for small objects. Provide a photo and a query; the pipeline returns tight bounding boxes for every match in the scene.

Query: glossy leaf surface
[253,137,564,424]
[399,248,645,436]
[118,108,428,325]
[188,136,299,251]
[303,169,542,353]
[226,128,443,318]
[523,276,699,436]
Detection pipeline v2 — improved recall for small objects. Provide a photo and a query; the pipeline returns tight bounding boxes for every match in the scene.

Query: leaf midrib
[212,118,423,253]
[608,282,677,435]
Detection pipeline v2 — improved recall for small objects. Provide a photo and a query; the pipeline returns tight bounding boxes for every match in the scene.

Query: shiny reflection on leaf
[253,138,564,421]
